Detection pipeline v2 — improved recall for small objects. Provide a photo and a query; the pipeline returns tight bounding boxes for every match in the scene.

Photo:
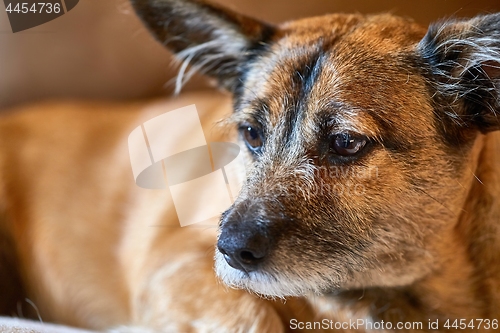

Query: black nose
[217,222,270,272]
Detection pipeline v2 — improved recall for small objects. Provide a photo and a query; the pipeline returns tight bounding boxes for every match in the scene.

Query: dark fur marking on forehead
[281,49,326,147]
[234,46,326,140]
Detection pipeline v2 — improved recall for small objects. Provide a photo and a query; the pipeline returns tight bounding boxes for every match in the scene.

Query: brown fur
[0,0,499,332]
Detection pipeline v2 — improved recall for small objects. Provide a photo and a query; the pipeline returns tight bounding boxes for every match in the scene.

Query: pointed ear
[130,0,275,93]
[418,13,500,134]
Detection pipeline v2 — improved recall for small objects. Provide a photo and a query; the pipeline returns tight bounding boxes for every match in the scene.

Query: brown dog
[1,0,499,332]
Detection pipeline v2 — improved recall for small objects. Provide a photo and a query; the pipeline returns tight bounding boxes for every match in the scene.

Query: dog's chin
[214,251,338,298]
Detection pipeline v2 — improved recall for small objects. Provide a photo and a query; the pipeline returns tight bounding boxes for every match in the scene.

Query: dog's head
[131,0,500,297]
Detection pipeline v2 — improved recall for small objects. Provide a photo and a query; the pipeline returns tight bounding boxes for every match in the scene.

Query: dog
[0,0,499,332]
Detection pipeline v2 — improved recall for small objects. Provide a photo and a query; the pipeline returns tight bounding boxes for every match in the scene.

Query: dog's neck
[416,131,500,319]
[451,131,500,316]
[312,132,500,327]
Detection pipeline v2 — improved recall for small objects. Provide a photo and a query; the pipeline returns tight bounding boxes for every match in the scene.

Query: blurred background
[1,0,499,110]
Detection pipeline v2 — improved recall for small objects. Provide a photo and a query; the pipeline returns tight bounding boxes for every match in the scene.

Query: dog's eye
[331,133,367,156]
[241,126,263,151]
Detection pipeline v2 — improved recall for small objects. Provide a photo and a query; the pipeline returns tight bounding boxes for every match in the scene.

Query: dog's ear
[130,0,275,93]
[418,13,500,133]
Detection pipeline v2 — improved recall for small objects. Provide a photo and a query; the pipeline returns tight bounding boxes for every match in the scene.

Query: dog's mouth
[214,241,347,297]
[215,245,353,298]
[215,249,298,297]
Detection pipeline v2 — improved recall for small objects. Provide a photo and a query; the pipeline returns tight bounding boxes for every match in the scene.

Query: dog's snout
[217,222,270,272]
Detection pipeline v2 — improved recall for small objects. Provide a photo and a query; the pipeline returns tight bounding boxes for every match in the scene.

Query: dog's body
[1,0,500,332]
[0,94,284,332]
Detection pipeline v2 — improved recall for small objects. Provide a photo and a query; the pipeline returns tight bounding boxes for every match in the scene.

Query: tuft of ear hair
[418,13,500,134]
[130,0,275,94]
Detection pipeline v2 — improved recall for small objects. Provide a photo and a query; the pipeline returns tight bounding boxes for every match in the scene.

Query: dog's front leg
[116,227,284,333]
